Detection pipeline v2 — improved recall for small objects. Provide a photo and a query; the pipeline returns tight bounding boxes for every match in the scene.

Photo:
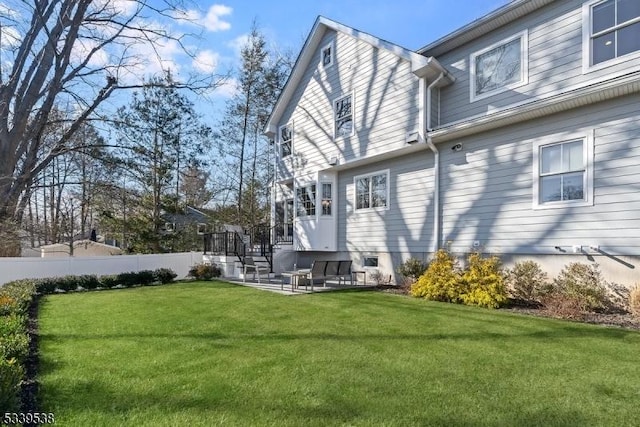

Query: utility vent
[405,131,420,144]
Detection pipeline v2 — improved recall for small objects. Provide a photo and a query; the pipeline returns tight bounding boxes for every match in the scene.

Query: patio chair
[307,260,328,287]
[337,260,353,285]
[243,257,270,283]
[325,261,340,284]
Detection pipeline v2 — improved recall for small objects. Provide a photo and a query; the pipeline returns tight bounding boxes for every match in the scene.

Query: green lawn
[38,282,640,426]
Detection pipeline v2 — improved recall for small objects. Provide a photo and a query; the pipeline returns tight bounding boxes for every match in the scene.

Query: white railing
[0,252,204,286]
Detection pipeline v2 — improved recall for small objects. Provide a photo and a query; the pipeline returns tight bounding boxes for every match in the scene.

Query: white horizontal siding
[277,30,421,176]
[337,152,435,254]
[437,0,640,126]
[440,93,640,255]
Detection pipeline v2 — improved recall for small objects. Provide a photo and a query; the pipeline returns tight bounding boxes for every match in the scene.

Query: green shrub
[0,357,24,413]
[35,278,58,295]
[188,263,222,280]
[411,249,463,302]
[0,295,19,317]
[136,270,156,286]
[116,272,139,288]
[0,280,36,312]
[78,274,100,290]
[629,286,640,318]
[99,275,119,289]
[0,314,29,363]
[56,276,79,292]
[544,263,610,315]
[461,253,508,309]
[396,257,428,285]
[154,268,177,284]
[555,262,610,311]
[505,260,550,302]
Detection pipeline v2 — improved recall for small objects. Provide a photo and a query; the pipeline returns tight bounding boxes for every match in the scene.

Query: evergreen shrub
[461,253,508,309]
[505,260,550,303]
[410,249,463,302]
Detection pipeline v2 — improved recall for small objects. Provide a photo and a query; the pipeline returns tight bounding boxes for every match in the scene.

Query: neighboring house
[162,206,216,251]
[265,0,640,286]
[41,240,123,257]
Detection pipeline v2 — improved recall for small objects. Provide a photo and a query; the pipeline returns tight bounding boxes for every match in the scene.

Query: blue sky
[130,0,511,120]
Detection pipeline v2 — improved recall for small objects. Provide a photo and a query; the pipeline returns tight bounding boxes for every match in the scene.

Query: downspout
[425,73,445,253]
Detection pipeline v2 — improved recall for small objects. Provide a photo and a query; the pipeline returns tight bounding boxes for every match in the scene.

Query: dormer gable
[264,16,454,138]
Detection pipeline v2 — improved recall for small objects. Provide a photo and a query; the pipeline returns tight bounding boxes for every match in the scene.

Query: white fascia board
[418,0,554,57]
[430,71,640,143]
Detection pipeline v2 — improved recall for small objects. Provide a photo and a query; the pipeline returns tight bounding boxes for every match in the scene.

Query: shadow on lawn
[42,373,592,427]
[38,321,638,345]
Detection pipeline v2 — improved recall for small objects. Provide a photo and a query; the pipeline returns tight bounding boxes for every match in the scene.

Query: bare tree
[214,24,290,228]
[0,0,225,255]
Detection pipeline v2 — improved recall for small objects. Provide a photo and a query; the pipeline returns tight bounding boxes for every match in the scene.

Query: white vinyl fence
[0,252,204,286]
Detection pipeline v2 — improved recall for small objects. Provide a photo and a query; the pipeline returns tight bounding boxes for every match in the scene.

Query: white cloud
[193,50,219,74]
[71,39,109,68]
[169,8,201,23]
[227,34,249,58]
[214,77,238,98]
[90,0,139,17]
[111,24,184,84]
[203,4,232,32]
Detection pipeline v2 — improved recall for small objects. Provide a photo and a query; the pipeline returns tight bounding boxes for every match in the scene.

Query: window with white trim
[363,256,378,268]
[279,124,292,158]
[334,93,353,138]
[296,184,316,217]
[355,171,388,210]
[586,0,640,67]
[322,42,334,68]
[470,31,528,101]
[533,136,593,209]
[321,183,332,216]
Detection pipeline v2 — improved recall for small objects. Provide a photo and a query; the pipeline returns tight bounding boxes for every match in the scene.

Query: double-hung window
[470,31,528,101]
[355,171,389,210]
[279,124,292,158]
[585,0,640,68]
[334,93,353,138]
[533,136,593,208]
[296,184,316,217]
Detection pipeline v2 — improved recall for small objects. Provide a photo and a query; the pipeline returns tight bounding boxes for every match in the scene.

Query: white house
[265,0,640,287]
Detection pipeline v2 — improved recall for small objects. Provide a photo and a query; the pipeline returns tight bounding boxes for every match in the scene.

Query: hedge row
[33,268,177,295]
[0,268,177,412]
[0,280,36,412]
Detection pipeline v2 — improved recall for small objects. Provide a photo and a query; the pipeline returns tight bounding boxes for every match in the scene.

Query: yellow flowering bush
[461,253,508,309]
[410,249,464,303]
[411,250,507,309]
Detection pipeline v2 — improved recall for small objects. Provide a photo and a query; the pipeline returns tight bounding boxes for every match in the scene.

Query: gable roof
[264,16,453,138]
[418,0,555,57]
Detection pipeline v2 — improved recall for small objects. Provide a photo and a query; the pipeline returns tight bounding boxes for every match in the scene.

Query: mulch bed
[377,285,640,331]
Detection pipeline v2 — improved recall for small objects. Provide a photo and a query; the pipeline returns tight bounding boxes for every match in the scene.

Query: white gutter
[425,73,446,253]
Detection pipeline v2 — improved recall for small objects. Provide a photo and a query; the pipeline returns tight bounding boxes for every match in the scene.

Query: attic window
[322,42,334,68]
